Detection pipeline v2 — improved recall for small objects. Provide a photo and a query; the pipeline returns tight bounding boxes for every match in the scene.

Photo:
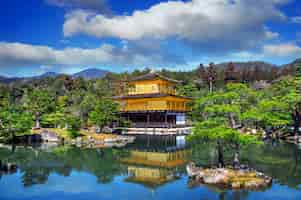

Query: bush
[66,116,81,138]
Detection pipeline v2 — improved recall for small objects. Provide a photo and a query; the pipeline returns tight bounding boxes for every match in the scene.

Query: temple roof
[121,157,187,168]
[130,72,181,83]
[124,176,178,189]
[113,93,191,100]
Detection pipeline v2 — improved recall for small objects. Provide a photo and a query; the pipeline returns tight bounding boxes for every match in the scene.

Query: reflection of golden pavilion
[126,166,175,187]
[122,149,191,187]
[122,149,190,168]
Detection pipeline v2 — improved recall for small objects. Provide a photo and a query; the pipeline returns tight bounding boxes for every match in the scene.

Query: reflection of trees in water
[242,141,301,189]
[1,140,301,191]
[22,169,49,187]
[190,141,301,190]
[189,141,301,194]
[0,145,127,187]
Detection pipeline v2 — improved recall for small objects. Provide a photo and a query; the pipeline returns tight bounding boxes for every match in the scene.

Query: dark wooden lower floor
[120,111,188,128]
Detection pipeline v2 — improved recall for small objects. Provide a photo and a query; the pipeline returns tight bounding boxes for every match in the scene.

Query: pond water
[0,136,301,200]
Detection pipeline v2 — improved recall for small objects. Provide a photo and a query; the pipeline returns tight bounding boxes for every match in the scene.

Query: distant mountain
[0,59,300,84]
[0,72,61,84]
[36,72,60,79]
[72,68,108,79]
[0,68,109,83]
[0,76,21,84]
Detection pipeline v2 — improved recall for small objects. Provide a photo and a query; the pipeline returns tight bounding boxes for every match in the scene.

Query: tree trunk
[35,113,40,129]
[292,112,301,142]
[233,144,240,169]
[10,130,16,143]
[217,141,225,168]
[229,113,236,128]
[209,80,213,93]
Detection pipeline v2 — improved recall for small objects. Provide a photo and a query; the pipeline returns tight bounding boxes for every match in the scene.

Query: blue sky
[0,0,301,77]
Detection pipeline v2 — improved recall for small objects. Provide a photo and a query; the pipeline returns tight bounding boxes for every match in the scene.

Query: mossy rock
[189,167,272,190]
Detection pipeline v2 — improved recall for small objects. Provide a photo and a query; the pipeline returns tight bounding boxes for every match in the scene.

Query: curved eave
[130,72,182,84]
[113,93,192,101]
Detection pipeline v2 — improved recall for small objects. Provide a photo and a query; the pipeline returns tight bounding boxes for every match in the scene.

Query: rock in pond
[187,162,272,190]
[41,130,60,143]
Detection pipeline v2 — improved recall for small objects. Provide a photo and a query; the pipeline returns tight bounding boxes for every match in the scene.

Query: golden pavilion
[113,71,192,135]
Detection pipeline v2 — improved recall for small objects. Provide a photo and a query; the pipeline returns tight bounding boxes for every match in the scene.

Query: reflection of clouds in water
[0,172,98,198]
[0,172,155,200]
[46,172,95,193]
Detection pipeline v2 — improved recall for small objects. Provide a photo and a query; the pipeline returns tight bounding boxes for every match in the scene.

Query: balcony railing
[131,122,191,128]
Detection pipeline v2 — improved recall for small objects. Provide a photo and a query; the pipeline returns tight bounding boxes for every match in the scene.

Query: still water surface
[0,136,301,200]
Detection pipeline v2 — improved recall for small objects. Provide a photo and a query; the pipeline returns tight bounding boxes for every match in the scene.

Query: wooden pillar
[147,112,150,128]
[165,112,168,128]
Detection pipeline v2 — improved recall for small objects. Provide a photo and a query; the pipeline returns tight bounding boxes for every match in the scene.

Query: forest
[0,61,301,147]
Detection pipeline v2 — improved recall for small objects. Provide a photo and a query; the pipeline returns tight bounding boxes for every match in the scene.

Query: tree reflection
[243,141,301,189]
[0,145,126,187]
[0,140,301,191]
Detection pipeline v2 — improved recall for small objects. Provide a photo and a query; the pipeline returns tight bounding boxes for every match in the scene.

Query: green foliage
[194,83,259,127]
[66,116,81,138]
[295,64,301,77]
[24,89,55,128]
[258,99,291,128]
[79,94,97,125]
[88,99,119,130]
[189,119,260,147]
[41,111,65,128]
[176,82,204,98]
[0,105,33,140]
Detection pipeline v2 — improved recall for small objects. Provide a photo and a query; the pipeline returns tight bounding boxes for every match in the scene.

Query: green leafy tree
[189,119,259,168]
[66,116,81,138]
[0,105,33,141]
[41,112,65,128]
[266,76,301,135]
[25,90,54,128]
[195,83,258,128]
[176,82,203,98]
[191,83,261,167]
[88,99,119,132]
[79,94,97,126]
[0,84,9,107]
[295,64,301,77]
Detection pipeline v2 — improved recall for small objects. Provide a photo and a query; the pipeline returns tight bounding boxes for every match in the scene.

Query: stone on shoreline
[187,162,272,190]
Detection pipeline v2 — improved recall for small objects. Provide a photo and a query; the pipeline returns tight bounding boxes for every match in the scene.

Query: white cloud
[0,42,185,68]
[63,0,287,52]
[263,43,301,57]
[292,16,301,24]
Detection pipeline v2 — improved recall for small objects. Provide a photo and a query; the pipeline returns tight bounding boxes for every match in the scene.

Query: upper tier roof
[130,72,181,83]
[113,93,191,100]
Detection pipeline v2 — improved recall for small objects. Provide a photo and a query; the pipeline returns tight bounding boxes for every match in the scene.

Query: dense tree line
[0,61,301,142]
[189,64,301,168]
[0,75,120,140]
